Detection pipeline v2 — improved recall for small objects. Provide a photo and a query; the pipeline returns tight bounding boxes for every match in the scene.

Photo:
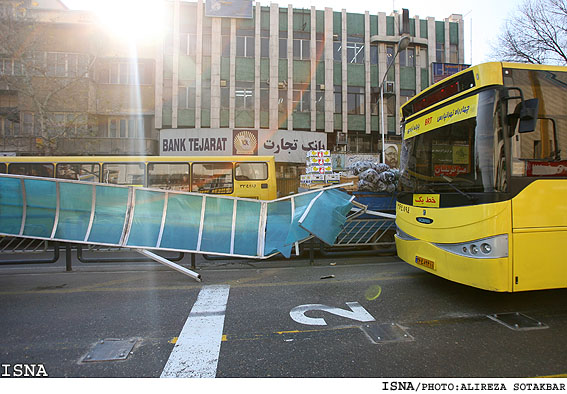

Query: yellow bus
[0,155,277,200]
[395,62,567,292]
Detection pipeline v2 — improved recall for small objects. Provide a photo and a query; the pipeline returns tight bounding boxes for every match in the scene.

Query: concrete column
[415,15,422,94]
[154,5,165,129]
[341,9,347,133]
[195,0,203,128]
[287,5,293,131]
[269,3,279,132]
[310,6,316,131]
[444,18,450,64]
[378,12,387,138]
[229,19,236,129]
[324,7,334,133]
[172,0,180,128]
[254,2,261,129]
[364,11,370,135]
[210,17,221,128]
[427,17,436,84]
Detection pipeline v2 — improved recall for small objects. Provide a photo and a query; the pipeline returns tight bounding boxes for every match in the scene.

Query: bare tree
[0,1,97,154]
[492,0,567,65]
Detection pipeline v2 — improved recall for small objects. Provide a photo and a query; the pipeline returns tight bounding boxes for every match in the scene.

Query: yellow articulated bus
[396,62,567,292]
[0,156,277,200]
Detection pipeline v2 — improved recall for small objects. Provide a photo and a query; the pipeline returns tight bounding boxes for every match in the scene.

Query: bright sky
[62,0,525,65]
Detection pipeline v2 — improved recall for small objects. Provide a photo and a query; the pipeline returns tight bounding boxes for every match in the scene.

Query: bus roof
[0,156,276,163]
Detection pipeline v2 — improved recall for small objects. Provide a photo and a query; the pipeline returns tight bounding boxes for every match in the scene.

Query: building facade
[0,0,466,194]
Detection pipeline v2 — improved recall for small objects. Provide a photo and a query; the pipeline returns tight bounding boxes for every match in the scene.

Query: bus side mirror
[518,98,539,133]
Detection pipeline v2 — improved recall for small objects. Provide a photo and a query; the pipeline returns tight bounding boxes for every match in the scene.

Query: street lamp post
[371,34,410,163]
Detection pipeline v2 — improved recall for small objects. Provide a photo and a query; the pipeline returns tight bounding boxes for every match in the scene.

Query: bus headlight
[433,234,508,259]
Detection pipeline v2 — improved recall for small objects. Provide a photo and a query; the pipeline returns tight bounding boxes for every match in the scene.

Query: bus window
[103,163,145,186]
[8,163,54,177]
[148,163,190,191]
[56,163,100,182]
[235,162,268,180]
[192,162,233,194]
[0,163,6,173]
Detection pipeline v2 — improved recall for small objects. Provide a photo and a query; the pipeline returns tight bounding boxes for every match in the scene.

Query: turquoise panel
[23,179,56,238]
[233,199,261,256]
[264,199,292,257]
[200,197,234,254]
[0,177,23,235]
[160,193,203,250]
[127,189,165,247]
[88,186,129,244]
[55,182,92,241]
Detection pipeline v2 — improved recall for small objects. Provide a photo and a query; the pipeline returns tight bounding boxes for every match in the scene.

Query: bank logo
[233,130,258,155]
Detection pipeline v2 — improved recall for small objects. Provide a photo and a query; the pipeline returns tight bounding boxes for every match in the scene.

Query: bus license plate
[415,256,435,270]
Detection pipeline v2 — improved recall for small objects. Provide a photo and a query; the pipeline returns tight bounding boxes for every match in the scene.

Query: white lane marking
[161,285,230,378]
[289,302,376,326]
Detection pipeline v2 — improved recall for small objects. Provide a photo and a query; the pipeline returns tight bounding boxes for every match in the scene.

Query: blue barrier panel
[264,199,292,257]
[160,193,203,251]
[23,179,56,238]
[127,189,166,248]
[0,177,24,235]
[201,197,234,254]
[233,199,261,256]
[88,185,129,245]
[55,182,93,241]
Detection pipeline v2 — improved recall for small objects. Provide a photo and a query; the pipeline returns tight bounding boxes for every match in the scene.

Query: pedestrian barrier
[0,174,364,280]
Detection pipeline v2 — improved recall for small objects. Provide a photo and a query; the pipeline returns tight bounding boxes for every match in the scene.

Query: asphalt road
[1,251,567,379]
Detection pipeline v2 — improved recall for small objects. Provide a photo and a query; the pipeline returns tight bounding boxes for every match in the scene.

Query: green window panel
[333,113,342,130]
[450,22,459,44]
[347,64,365,87]
[400,68,416,90]
[279,9,288,31]
[202,57,212,80]
[279,59,288,80]
[347,13,364,35]
[237,15,254,30]
[420,20,428,38]
[221,109,229,128]
[333,66,342,85]
[370,65,379,87]
[316,113,325,131]
[162,109,172,128]
[261,58,270,81]
[293,9,310,31]
[371,115,379,132]
[178,109,195,128]
[316,61,325,85]
[179,56,196,80]
[292,112,310,129]
[293,60,311,84]
[333,11,341,34]
[348,114,365,131]
[386,16,394,36]
[260,111,269,128]
[316,10,325,33]
[421,68,430,90]
[410,19,416,37]
[387,116,395,134]
[236,57,255,82]
[220,57,230,80]
[370,14,378,36]
[436,21,445,43]
[201,109,211,128]
[261,7,271,30]
[236,110,254,128]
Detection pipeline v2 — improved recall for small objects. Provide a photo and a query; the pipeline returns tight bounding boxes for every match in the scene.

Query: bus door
[234,162,271,200]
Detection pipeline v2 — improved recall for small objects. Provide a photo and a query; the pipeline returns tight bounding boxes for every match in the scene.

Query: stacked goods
[301,150,334,188]
[348,161,399,193]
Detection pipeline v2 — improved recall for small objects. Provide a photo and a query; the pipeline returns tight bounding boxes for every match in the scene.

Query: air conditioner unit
[319,84,325,90]
[333,34,339,41]
[384,81,395,94]
[336,132,347,145]
[278,81,287,89]
[220,80,227,87]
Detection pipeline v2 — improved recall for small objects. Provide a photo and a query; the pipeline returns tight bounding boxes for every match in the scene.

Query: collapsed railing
[0,174,365,281]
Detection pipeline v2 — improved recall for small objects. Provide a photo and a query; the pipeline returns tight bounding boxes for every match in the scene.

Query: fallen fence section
[0,174,364,280]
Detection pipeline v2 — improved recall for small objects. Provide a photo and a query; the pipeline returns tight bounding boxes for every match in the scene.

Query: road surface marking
[161,285,230,378]
[290,302,375,326]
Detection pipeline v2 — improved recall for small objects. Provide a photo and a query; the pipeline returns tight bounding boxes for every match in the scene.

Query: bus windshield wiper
[440,176,478,202]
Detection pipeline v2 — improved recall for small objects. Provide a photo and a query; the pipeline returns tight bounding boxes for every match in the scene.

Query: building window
[278,89,287,113]
[333,41,342,62]
[370,89,380,115]
[347,38,364,64]
[399,47,415,67]
[0,116,19,136]
[386,45,395,66]
[347,87,364,115]
[235,86,254,110]
[22,112,35,135]
[400,89,416,104]
[49,113,87,136]
[236,35,255,57]
[108,117,145,138]
[450,44,458,63]
[97,61,152,85]
[39,52,90,78]
[436,43,445,63]
[179,86,196,109]
[293,86,310,112]
[370,45,378,65]
[0,57,24,76]
[293,39,310,60]
[261,37,269,58]
[180,33,198,55]
[221,86,230,109]
[334,85,342,114]
[260,87,269,111]
[279,37,287,59]
[316,89,324,113]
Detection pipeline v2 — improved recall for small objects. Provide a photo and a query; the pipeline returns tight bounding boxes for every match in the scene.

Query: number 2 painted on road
[289,302,375,326]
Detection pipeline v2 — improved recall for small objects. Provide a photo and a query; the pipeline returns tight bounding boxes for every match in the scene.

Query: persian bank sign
[205,0,253,19]
[161,129,327,163]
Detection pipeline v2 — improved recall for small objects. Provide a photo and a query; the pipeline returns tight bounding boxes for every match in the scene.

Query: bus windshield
[400,89,506,196]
